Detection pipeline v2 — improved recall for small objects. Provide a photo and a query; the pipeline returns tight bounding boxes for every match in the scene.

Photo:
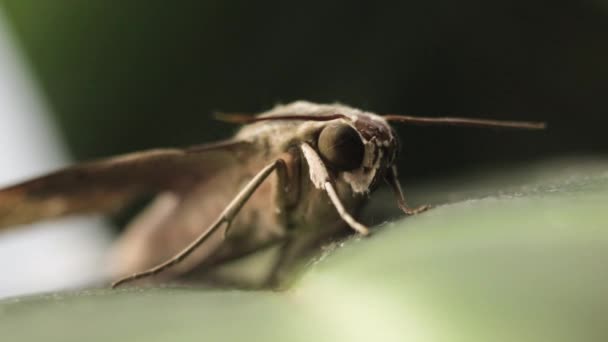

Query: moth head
[223,100,544,195]
[316,113,398,194]
[223,101,400,194]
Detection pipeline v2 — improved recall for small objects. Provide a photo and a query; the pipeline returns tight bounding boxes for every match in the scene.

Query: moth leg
[385,165,431,215]
[264,233,331,290]
[177,236,288,289]
[111,158,286,288]
[300,142,370,235]
[324,181,370,235]
[186,151,298,289]
[262,236,296,289]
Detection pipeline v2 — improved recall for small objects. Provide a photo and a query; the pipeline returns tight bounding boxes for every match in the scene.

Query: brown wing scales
[0,140,254,230]
[109,144,276,281]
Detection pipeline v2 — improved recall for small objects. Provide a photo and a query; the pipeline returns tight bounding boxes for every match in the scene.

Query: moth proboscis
[0,101,545,289]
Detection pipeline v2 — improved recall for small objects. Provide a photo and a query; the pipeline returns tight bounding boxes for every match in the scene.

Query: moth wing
[109,146,275,281]
[0,140,255,231]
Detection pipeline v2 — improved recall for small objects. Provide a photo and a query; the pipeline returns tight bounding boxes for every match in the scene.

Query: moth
[0,101,545,289]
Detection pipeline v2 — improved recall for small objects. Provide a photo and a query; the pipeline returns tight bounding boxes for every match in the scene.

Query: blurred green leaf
[2,158,607,342]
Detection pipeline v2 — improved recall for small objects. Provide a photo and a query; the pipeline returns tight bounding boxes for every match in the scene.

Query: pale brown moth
[0,101,545,289]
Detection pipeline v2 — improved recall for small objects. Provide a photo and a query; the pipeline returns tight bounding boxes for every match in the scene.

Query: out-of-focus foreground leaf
[1,158,607,342]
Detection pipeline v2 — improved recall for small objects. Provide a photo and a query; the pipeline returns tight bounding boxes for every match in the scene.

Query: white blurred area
[0,10,113,298]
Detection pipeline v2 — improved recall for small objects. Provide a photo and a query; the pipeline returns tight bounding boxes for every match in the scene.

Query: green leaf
[2,158,608,342]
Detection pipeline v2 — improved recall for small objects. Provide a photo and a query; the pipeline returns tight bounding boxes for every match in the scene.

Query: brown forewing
[0,140,254,231]
[109,142,286,282]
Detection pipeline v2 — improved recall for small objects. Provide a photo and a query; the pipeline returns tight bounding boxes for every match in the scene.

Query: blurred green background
[1,0,606,178]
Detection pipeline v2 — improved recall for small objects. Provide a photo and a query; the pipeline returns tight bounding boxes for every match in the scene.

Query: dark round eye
[317,123,364,171]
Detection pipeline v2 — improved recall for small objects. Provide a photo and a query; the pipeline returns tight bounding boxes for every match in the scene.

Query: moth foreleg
[111,158,286,288]
[299,143,370,236]
[263,231,324,290]
[324,181,370,235]
[263,236,295,290]
[385,165,431,215]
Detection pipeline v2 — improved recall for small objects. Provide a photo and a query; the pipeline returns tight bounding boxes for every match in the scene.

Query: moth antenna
[214,112,256,124]
[215,112,348,124]
[384,114,546,130]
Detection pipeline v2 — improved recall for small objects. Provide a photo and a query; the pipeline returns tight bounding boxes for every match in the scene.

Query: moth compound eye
[317,123,364,171]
